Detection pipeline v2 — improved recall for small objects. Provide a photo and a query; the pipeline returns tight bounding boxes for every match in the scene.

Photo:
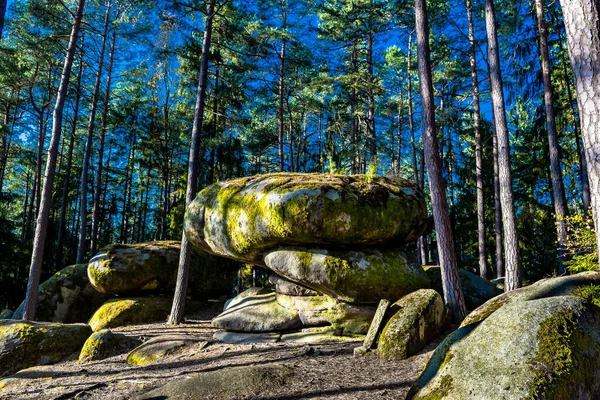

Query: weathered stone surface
[425,266,502,310]
[363,299,391,350]
[12,264,107,323]
[184,173,427,263]
[137,364,295,400]
[127,336,207,366]
[276,293,376,335]
[408,296,600,399]
[0,310,13,320]
[78,329,142,363]
[88,241,239,297]
[269,274,318,296]
[280,327,364,344]
[212,291,302,332]
[223,287,271,311]
[377,289,450,361]
[265,247,430,303]
[490,277,505,290]
[0,320,91,376]
[213,330,281,344]
[462,271,600,327]
[88,297,173,331]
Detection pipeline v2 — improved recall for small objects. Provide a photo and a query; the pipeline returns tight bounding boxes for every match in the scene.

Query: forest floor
[0,302,446,400]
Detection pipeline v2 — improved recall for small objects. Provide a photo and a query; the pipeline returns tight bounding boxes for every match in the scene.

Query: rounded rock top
[184,173,428,263]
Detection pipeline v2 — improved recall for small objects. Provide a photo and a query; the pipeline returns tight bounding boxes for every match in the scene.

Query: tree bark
[277,0,287,172]
[466,0,487,279]
[415,0,466,322]
[492,127,504,278]
[535,0,569,274]
[169,0,216,324]
[22,0,86,320]
[56,47,84,268]
[91,24,116,256]
[484,0,521,290]
[366,31,376,161]
[76,0,111,264]
[559,0,600,266]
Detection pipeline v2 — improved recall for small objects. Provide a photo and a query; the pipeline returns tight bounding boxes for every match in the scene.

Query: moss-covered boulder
[461,271,600,327]
[269,274,318,296]
[212,290,302,332]
[0,310,13,319]
[127,335,206,366]
[425,266,502,310]
[377,289,450,361]
[138,364,295,400]
[265,247,430,303]
[78,329,142,363]
[184,173,427,263]
[11,264,107,323]
[88,297,173,331]
[276,293,376,335]
[88,241,239,297]
[408,296,600,399]
[0,320,91,376]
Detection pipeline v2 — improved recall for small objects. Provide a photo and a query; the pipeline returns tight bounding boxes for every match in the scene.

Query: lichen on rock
[377,289,450,361]
[184,173,428,263]
[265,247,430,303]
[11,264,107,323]
[87,297,173,331]
[87,241,239,297]
[0,320,91,376]
[78,329,142,363]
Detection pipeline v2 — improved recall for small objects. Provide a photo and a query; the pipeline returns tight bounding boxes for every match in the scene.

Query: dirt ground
[0,302,444,400]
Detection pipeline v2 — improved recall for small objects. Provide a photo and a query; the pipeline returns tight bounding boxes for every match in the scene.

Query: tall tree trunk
[351,40,359,174]
[466,0,487,279]
[484,0,521,291]
[415,0,466,322]
[492,127,504,278]
[169,0,216,324]
[560,0,600,266]
[366,31,376,161]
[535,0,569,274]
[76,0,111,264]
[91,25,116,256]
[277,0,287,172]
[22,0,86,320]
[56,47,84,268]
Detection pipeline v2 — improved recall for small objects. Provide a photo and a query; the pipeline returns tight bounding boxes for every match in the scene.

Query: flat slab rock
[127,335,208,366]
[265,247,430,303]
[184,173,427,263]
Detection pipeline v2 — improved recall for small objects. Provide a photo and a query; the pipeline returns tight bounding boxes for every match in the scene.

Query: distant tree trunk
[351,40,359,174]
[415,0,466,322]
[277,0,287,172]
[22,0,86,321]
[0,0,6,40]
[91,25,116,256]
[466,0,486,279]
[120,135,135,243]
[535,0,569,274]
[560,0,600,266]
[56,48,84,268]
[76,0,111,264]
[169,0,216,324]
[484,0,521,291]
[366,31,376,161]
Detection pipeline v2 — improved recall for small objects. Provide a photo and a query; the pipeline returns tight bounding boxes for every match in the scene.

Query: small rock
[87,297,173,331]
[78,329,142,363]
[127,336,207,366]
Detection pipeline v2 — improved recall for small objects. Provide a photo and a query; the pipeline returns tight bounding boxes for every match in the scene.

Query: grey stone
[269,274,318,296]
[363,299,391,350]
[213,330,281,344]
[127,336,208,366]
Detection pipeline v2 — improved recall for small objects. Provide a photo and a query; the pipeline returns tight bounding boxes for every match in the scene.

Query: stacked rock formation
[184,173,432,337]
